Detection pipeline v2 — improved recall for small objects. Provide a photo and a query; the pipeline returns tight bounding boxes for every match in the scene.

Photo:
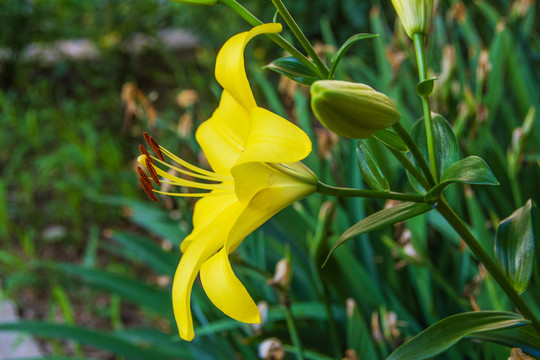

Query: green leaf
[45,263,172,317]
[470,325,540,358]
[372,128,408,152]
[424,156,499,200]
[329,33,378,78]
[386,311,530,360]
[108,231,178,275]
[357,141,389,191]
[407,114,460,192]
[495,199,535,294]
[416,77,438,97]
[324,202,435,266]
[0,322,184,360]
[346,299,378,359]
[264,56,321,85]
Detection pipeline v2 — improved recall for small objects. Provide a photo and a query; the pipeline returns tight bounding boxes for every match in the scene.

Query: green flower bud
[391,0,434,38]
[170,0,218,5]
[310,80,401,139]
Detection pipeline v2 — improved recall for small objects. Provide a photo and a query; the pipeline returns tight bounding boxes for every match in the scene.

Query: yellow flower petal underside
[215,23,282,111]
[199,248,260,323]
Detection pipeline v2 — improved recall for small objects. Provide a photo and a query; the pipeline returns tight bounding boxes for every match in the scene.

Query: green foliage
[1,0,539,359]
[495,199,535,294]
[386,311,530,360]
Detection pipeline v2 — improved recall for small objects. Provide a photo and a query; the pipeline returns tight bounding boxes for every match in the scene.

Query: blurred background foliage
[0,0,538,359]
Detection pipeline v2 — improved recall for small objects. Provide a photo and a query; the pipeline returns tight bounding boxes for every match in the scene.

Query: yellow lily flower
[137,23,317,341]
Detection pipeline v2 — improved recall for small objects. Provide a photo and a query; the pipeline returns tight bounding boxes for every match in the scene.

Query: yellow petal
[215,23,282,111]
[195,91,249,175]
[180,192,237,253]
[200,248,260,323]
[172,201,244,341]
[235,107,312,166]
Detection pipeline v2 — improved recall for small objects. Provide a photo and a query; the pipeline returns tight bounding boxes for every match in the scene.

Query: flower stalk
[413,33,438,181]
[317,182,427,203]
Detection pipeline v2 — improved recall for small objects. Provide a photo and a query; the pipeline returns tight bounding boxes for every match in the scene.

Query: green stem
[413,33,437,181]
[317,181,427,203]
[269,0,329,78]
[437,198,540,331]
[392,122,436,186]
[387,147,430,189]
[220,0,320,76]
[283,304,305,360]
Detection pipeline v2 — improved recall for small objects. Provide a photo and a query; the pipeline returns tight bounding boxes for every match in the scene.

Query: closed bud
[310,80,401,139]
[391,0,434,38]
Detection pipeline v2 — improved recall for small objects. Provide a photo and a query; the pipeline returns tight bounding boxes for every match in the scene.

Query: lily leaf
[416,77,438,97]
[372,128,408,152]
[323,202,435,266]
[357,141,389,192]
[386,311,530,360]
[329,33,378,78]
[495,199,535,294]
[470,325,540,358]
[265,56,320,85]
[424,156,499,201]
[407,114,460,192]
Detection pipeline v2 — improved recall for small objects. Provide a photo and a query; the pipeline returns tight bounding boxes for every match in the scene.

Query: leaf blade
[386,311,530,360]
[324,202,436,266]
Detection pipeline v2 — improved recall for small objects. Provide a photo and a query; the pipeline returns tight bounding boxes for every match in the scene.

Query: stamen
[159,146,231,181]
[151,164,230,191]
[139,176,159,202]
[137,166,148,179]
[139,144,151,157]
[151,155,231,183]
[143,132,165,161]
[153,189,218,197]
[145,156,161,186]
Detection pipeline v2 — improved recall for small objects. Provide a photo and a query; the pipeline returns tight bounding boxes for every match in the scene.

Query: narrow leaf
[386,311,530,360]
[264,57,320,85]
[329,33,378,78]
[324,202,435,266]
[0,322,182,360]
[424,156,499,200]
[357,141,389,191]
[470,325,540,358]
[108,231,178,275]
[495,199,535,294]
[372,128,408,152]
[45,263,172,317]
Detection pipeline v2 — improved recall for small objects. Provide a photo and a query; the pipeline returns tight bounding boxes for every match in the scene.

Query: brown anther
[139,144,150,157]
[137,166,148,179]
[143,132,151,144]
[139,176,159,202]
[149,137,165,161]
[143,131,165,161]
[145,157,161,186]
